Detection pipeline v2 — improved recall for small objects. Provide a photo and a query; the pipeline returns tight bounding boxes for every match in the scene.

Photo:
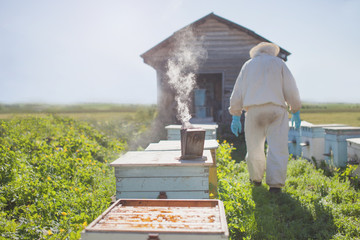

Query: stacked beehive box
[82,124,227,239]
[145,139,219,198]
[300,124,346,163]
[347,138,360,177]
[110,150,213,199]
[324,127,360,167]
[288,121,313,158]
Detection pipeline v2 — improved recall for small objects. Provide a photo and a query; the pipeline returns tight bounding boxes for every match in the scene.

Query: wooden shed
[141,13,290,125]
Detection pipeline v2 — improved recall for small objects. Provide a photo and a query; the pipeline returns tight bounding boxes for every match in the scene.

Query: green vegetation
[0,116,126,239]
[216,142,360,240]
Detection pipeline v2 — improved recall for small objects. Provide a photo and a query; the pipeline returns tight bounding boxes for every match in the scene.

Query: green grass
[216,142,360,240]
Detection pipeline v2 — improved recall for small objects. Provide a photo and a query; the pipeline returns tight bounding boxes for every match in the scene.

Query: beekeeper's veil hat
[249,42,280,59]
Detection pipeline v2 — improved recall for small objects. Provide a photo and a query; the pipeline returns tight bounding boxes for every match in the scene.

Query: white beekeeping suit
[229,42,301,192]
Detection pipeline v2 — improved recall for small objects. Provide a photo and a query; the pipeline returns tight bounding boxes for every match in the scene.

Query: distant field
[301,112,360,127]
[0,103,153,121]
[299,102,360,127]
[1,102,360,127]
[0,112,135,121]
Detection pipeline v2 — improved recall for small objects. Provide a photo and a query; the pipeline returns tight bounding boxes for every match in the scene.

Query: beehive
[110,150,213,199]
[300,124,346,163]
[145,140,219,198]
[347,138,360,163]
[82,199,229,240]
[288,121,313,158]
[347,138,360,177]
[324,127,360,167]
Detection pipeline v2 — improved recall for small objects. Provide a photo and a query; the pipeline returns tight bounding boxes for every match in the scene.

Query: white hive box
[165,124,218,140]
[347,138,360,177]
[110,150,213,199]
[301,124,346,163]
[82,199,229,240]
[288,121,313,158]
[145,140,219,197]
[347,138,360,163]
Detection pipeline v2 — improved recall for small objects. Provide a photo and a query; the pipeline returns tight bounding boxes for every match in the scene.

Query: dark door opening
[192,73,223,122]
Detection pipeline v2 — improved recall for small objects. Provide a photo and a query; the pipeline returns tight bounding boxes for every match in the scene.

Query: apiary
[288,121,313,158]
[110,150,213,199]
[300,124,346,163]
[145,139,219,197]
[324,127,360,167]
[82,199,229,240]
[165,124,218,140]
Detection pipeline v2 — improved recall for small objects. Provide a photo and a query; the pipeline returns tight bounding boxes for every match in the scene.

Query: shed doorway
[192,73,223,122]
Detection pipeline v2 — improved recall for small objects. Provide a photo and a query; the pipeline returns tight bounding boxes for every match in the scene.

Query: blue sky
[0,0,359,104]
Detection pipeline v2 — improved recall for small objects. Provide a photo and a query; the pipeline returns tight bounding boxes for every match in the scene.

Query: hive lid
[289,120,313,128]
[85,199,229,235]
[324,126,360,135]
[303,124,347,129]
[347,138,360,145]
[165,124,218,130]
[145,139,219,151]
[110,150,213,167]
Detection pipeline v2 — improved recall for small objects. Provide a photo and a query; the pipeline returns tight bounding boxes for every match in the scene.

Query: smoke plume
[166,27,207,127]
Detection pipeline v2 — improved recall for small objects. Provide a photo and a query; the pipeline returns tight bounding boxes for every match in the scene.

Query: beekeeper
[229,42,301,193]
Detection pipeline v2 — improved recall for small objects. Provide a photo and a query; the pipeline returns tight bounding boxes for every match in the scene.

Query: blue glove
[231,116,242,137]
[291,111,301,130]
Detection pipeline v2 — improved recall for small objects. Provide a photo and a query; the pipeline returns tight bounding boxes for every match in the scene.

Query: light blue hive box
[300,124,346,163]
[110,150,213,200]
[145,139,219,198]
[324,127,360,167]
[288,121,312,158]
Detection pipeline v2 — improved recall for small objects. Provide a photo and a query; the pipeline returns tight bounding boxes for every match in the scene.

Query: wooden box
[82,199,229,240]
[110,150,213,199]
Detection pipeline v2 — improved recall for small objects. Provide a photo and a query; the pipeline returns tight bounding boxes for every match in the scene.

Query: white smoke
[166,27,207,127]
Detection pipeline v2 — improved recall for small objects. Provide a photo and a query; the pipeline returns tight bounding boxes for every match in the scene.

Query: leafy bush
[0,116,126,239]
[216,141,360,240]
